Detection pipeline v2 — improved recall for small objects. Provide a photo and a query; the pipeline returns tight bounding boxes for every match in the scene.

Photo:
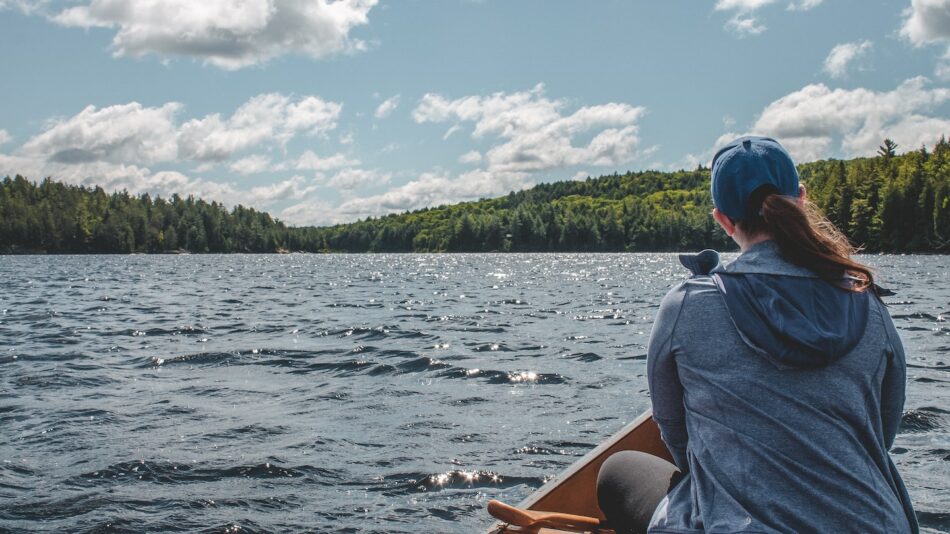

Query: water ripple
[0,253,946,532]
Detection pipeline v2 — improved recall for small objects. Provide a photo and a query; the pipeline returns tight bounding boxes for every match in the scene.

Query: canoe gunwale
[516,409,657,510]
[487,409,671,533]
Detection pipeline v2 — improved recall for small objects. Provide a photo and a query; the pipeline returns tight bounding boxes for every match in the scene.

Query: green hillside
[2,138,949,253]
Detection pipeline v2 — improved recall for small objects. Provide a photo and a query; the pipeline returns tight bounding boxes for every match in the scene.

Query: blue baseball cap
[710,136,799,220]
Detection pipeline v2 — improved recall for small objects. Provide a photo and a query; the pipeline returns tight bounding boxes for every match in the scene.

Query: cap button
[742,139,752,150]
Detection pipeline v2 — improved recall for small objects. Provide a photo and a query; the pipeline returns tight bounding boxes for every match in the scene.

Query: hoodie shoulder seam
[669,277,712,354]
[658,280,692,357]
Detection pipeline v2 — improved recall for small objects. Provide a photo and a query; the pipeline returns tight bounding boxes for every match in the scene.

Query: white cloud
[318,84,648,224]
[838,113,950,156]
[19,102,181,165]
[725,14,766,36]
[0,129,11,145]
[787,0,822,11]
[0,148,323,214]
[285,96,343,133]
[177,93,341,161]
[191,161,216,173]
[229,154,271,175]
[51,0,378,70]
[278,199,340,226]
[459,150,482,164]
[0,151,50,180]
[901,0,950,78]
[0,152,223,202]
[14,94,342,168]
[709,77,950,163]
[374,95,400,119]
[714,0,817,36]
[379,142,399,153]
[901,0,950,47]
[823,40,872,79]
[772,136,835,164]
[0,0,51,15]
[0,94,348,217]
[245,175,317,204]
[324,167,390,190]
[442,124,462,140]
[293,150,359,171]
[334,169,532,221]
[286,82,653,223]
[714,0,776,10]
[937,49,950,79]
[412,84,647,173]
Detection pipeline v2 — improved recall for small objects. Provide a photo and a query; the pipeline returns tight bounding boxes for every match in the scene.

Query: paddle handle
[488,499,604,532]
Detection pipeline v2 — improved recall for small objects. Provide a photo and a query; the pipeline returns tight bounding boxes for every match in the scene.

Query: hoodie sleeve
[648,282,689,470]
[879,302,907,450]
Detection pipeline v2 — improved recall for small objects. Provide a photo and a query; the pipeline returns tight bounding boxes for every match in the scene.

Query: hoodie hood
[680,241,871,369]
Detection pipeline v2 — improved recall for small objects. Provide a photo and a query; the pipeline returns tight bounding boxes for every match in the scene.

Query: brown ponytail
[737,186,874,292]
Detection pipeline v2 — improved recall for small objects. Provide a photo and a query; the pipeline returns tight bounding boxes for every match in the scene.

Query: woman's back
[647,241,916,533]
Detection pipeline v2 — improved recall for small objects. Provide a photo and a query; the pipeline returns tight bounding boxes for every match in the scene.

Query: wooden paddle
[487,499,606,532]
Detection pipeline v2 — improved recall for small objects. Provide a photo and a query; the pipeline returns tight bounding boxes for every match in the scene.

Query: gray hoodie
[647,240,917,533]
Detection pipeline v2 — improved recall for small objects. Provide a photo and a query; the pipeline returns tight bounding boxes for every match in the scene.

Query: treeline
[0,177,287,253]
[2,138,949,253]
[291,170,732,253]
[800,139,950,252]
[294,138,950,253]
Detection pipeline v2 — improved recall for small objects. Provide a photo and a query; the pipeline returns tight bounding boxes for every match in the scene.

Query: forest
[1,138,949,254]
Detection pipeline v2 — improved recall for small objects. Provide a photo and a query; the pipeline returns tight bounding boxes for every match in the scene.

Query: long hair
[737,186,874,291]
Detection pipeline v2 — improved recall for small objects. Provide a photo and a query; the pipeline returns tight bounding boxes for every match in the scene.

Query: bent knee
[597,451,655,497]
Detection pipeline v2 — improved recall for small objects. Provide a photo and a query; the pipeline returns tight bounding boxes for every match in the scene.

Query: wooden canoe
[486,409,672,534]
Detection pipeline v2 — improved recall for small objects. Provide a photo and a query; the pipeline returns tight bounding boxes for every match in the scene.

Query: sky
[1,0,950,226]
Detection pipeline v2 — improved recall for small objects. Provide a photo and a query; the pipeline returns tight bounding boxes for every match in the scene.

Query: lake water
[0,253,947,533]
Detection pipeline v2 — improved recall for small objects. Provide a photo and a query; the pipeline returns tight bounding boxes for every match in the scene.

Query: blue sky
[1,0,949,225]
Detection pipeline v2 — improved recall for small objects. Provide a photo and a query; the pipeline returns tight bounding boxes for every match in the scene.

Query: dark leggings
[597,451,683,534]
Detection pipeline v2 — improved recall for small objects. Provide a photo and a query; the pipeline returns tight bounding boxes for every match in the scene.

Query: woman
[597,136,917,533]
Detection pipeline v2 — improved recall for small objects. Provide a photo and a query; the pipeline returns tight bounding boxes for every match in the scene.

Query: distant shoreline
[4,142,950,255]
